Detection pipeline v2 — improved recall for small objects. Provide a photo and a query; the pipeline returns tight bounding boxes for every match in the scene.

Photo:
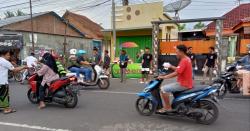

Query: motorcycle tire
[136,97,155,116]
[27,89,39,104]
[216,83,228,99]
[64,91,78,108]
[98,78,110,90]
[196,100,219,125]
[14,72,22,82]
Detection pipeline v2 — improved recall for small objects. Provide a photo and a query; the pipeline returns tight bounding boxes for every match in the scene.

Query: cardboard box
[242,71,250,96]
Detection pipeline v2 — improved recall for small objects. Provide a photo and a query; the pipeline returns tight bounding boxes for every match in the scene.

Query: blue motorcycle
[135,78,219,125]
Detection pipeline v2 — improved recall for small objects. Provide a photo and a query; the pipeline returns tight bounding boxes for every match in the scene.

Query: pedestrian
[21,52,38,84]
[140,47,153,83]
[187,47,197,79]
[202,47,218,85]
[92,47,102,65]
[103,50,111,77]
[119,50,129,83]
[0,48,27,114]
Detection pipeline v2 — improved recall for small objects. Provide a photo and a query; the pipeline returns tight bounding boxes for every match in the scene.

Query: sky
[0,0,249,29]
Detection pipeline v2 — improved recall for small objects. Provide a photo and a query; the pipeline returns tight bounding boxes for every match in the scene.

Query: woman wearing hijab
[37,53,59,109]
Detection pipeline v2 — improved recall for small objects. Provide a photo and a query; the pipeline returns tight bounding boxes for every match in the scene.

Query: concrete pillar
[152,23,160,75]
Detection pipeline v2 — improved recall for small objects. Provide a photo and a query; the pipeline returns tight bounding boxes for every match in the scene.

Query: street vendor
[0,48,27,114]
[236,44,250,91]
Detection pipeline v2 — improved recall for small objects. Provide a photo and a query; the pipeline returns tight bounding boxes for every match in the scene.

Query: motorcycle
[27,73,79,108]
[8,70,22,82]
[135,77,219,125]
[213,64,239,99]
[67,64,110,89]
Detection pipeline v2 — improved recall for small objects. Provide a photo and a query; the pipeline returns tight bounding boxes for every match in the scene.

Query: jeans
[39,84,46,101]
[69,67,92,81]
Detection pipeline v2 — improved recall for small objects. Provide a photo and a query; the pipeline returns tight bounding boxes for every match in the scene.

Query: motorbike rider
[21,52,38,84]
[68,50,92,83]
[37,53,59,109]
[236,44,250,90]
[157,45,193,113]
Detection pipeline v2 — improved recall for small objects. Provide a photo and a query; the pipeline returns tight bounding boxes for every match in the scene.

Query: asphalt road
[0,79,249,131]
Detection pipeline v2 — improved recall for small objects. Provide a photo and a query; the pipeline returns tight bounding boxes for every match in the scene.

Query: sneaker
[140,81,144,84]
[77,78,84,83]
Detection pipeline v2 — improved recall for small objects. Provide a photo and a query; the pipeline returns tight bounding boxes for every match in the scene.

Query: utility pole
[63,19,69,66]
[29,0,34,52]
[112,0,116,59]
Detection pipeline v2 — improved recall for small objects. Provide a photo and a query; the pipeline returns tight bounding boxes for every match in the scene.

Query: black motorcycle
[213,64,239,99]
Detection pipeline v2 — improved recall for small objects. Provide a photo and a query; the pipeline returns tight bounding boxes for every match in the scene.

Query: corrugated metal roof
[0,12,49,27]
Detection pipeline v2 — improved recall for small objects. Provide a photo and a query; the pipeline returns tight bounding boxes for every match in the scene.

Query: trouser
[120,68,127,83]
[0,85,10,108]
[69,67,92,81]
[39,84,47,101]
[203,66,213,84]
[22,69,28,81]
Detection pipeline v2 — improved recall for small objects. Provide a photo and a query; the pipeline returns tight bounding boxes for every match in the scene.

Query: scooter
[67,64,110,89]
[27,73,79,108]
[135,74,219,125]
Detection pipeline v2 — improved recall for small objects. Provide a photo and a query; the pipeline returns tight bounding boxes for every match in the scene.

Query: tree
[178,24,186,31]
[4,10,26,18]
[15,10,26,16]
[122,0,129,6]
[193,22,205,29]
[4,11,15,18]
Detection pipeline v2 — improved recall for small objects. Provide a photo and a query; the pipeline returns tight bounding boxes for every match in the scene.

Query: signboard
[112,63,142,78]
[0,35,23,48]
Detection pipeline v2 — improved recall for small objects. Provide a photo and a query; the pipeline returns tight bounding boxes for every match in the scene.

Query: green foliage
[193,22,205,29]
[4,10,26,18]
[177,24,186,31]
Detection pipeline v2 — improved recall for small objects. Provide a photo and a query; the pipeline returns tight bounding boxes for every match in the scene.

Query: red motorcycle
[27,74,79,108]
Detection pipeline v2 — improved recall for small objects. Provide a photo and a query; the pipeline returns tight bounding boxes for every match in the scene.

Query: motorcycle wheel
[98,78,110,89]
[27,89,39,104]
[14,72,22,82]
[64,91,78,108]
[136,97,155,116]
[216,83,227,99]
[196,100,219,125]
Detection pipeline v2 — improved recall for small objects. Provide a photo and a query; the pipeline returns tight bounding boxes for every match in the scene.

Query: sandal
[3,108,17,114]
[156,108,172,113]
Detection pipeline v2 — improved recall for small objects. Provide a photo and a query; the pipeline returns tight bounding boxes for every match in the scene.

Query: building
[0,11,95,59]
[206,3,250,56]
[63,11,105,55]
[103,2,178,62]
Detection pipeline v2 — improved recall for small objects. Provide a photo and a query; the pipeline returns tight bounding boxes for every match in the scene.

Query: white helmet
[69,49,77,55]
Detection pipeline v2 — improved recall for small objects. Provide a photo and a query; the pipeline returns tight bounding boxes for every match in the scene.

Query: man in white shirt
[0,48,27,114]
[21,52,38,83]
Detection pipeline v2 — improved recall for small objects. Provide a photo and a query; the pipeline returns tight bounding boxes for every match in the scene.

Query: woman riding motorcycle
[37,53,59,109]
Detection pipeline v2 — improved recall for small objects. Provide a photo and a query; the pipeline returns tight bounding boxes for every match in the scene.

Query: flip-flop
[3,109,16,114]
[156,108,172,113]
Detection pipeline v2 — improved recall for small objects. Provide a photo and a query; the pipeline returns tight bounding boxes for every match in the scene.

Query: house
[63,11,105,55]
[103,2,178,62]
[206,3,250,56]
[0,11,94,59]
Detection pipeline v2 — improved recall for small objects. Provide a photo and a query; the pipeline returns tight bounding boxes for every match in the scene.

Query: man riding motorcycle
[157,45,193,113]
[68,50,92,83]
[21,52,38,84]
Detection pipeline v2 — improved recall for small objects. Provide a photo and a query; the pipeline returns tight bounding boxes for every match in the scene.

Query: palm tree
[15,10,26,16]
[178,24,186,31]
[4,11,15,18]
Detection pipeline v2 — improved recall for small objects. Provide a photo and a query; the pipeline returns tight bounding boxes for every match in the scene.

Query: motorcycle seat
[173,85,209,95]
[50,77,69,84]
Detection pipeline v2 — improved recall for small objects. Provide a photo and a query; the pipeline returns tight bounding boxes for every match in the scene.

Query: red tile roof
[206,3,250,31]
[63,11,103,40]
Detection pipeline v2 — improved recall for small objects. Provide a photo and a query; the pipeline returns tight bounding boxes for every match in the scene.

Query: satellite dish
[164,0,192,20]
